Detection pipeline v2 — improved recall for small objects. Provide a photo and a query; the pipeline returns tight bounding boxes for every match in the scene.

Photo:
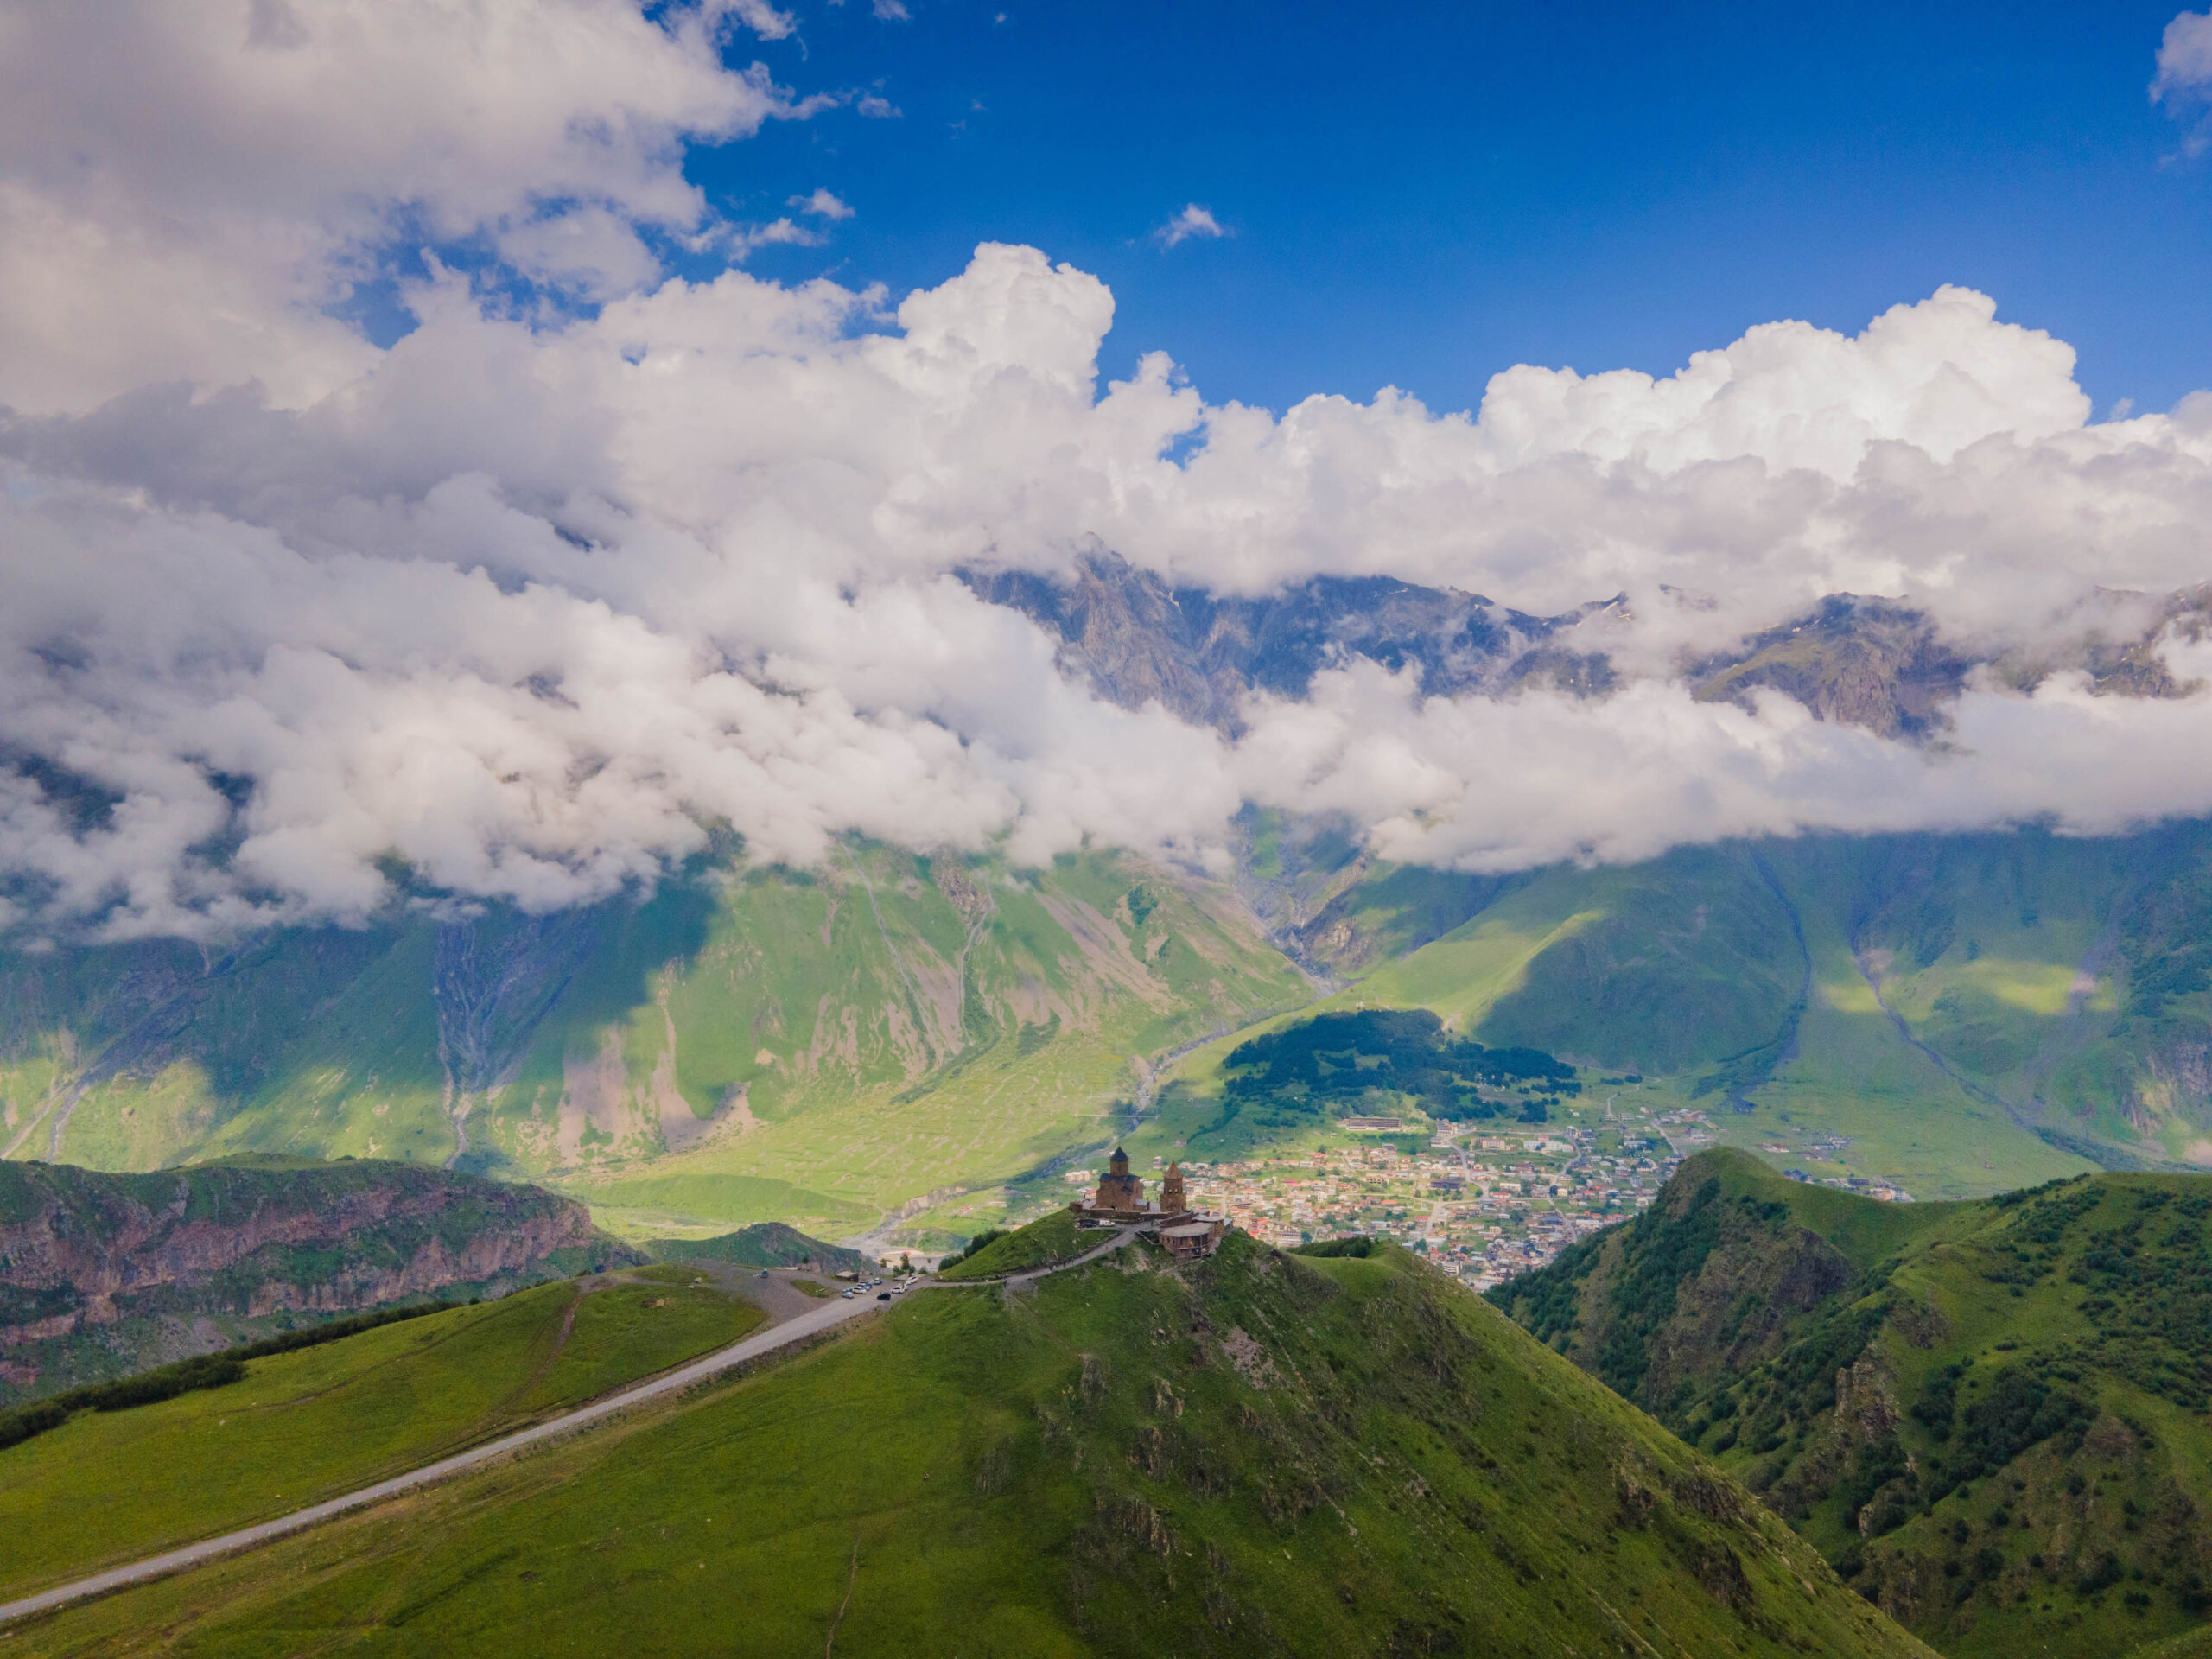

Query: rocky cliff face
[1687,595,1973,741]
[0,1154,626,1399]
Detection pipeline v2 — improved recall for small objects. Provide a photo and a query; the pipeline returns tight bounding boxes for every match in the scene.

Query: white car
[841,1289,855,1299]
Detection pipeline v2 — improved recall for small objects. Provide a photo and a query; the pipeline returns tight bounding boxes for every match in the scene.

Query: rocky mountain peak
[961,547,1610,733]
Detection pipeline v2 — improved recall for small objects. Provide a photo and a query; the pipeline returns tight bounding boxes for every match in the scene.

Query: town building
[1160,1217,1229,1258]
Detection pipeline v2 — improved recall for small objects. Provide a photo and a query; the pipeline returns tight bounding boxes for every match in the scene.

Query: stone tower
[1160,1162,1187,1217]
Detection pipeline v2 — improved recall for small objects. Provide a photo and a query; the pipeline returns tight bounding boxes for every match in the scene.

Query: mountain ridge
[1492,1148,2212,1657]
[14,821,2212,1250]
[965,549,2209,742]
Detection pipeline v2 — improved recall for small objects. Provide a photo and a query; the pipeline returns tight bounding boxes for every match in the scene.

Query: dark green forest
[1219,1009,1576,1129]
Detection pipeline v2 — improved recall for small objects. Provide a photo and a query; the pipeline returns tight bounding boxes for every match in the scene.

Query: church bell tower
[1160,1161,1187,1217]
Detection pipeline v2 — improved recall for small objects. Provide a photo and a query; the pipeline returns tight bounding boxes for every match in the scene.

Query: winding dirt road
[0,1281,881,1624]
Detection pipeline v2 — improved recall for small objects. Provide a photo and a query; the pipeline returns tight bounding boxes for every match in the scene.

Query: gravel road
[0,1228,1145,1624]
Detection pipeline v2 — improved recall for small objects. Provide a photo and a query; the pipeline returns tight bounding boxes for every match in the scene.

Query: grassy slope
[1737,847,2091,1200]
[1694,1143,1967,1273]
[0,1277,763,1600]
[0,928,452,1171]
[1130,864,1611,1163]
[1161,843,1803,1084]
[1992,828,2212,1167]
[1494,1149,2212,1659]
[512,1281,760,1409]
[563,1172,871,1231]
[934,1208,1088,1279]
[2135,1627,2212,1659]
[1770,836,2129,1169]
[5,1228,1931,1659]
[526,827,2212,1217]
[184,924,457,1167]
[513,829,2206,1211]
[1490,1149,1969,1415]
[1232,807,1512,981]
[12,824,2212,1232]
[1471,846,1808,1074]
[1510,831,2212,1189]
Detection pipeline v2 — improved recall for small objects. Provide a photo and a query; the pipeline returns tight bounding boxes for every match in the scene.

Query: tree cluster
[1220,1008,1574,1127]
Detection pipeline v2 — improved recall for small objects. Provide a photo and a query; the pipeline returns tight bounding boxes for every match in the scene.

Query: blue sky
[709,0,2209,419]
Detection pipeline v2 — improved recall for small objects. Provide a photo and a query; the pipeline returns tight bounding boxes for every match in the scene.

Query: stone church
[1069,1147,1227,1258]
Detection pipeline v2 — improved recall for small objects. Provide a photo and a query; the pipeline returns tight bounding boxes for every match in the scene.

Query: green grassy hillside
[1148,827,2212,1200]
[1493,1150,2212,1657]
[0,845,1309,1248]
[0,1274,763,1602]
[1230,807,1513,980]
[640,1221,870,1274]
[5,1224,1933,1657]
[2133,1625,2212,1659]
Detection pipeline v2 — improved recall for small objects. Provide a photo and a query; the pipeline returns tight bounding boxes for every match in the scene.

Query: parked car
[876,1291,891,1301]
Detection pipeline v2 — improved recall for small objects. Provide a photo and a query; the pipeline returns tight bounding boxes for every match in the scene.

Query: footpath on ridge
[0,1227,1143,1625]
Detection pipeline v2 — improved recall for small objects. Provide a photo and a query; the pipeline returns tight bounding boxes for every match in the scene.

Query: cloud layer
[3,2,2211,940]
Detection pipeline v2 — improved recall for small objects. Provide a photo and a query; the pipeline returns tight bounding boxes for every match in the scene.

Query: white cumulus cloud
[2155,10,2212,103]
[2,7,2212,943]
[0,0,827,413]
[1154,204,1229,248]
[790,188,856,220]
[2156,9,2212,152]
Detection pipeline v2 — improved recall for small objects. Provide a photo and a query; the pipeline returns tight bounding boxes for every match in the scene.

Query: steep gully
[1846,918,2165,1173]
[434,911,604,1171]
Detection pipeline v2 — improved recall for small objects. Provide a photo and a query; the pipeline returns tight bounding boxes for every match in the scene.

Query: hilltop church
[1070,1147,1227,1259]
